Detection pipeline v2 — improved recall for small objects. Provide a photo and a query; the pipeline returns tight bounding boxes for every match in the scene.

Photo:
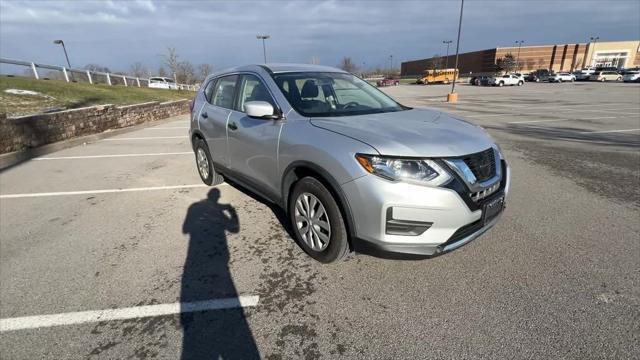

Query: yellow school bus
[419,68,459,84]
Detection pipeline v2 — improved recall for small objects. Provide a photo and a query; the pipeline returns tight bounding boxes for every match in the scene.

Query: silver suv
[190,64,510,262]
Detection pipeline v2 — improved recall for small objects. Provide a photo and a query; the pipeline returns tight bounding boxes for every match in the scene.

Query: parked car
[376,77,400,87]
[148,77,178,89]
[548,72,576,82]
[469,75,491,86]
[622,70,640,82]
[489,74,524,86]
[574,69,595,81]
[589,71,623,82]
[526,69,550,82]
[190,64,509,262]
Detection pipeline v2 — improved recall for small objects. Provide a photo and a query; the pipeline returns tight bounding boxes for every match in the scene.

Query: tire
[193,138,223,186]
[535,78,540,82]
[498,81,504,87]
[617,77,622,81]
[289,177,349,263]
[601,78,606,82]
[517,81,523,86]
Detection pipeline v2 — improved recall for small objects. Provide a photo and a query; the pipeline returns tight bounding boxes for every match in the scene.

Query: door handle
[201,112,208,119]
[228,122,238,131]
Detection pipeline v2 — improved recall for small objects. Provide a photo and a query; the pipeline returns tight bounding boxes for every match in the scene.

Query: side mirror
[245,101,279,119]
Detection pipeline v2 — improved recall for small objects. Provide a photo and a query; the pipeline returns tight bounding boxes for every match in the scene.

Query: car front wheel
[498,81,504,87]
[289,177,349,263]
[518,81,523,86]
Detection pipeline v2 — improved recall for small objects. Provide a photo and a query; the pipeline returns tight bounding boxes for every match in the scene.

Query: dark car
[376,78,400,87]
[526,69,550,82]
[469,75,491,86]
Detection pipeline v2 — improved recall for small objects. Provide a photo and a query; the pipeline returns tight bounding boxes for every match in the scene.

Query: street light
[443,40,453,69]
[256,35,270,63]
[515,40,524,72]
[53,39,74,81]
[389,55,393,73]
[589,36,599,67]
[448,0,464,102]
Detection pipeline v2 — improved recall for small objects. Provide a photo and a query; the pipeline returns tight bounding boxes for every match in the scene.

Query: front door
[200,75,238,166]
[227,74,283,196]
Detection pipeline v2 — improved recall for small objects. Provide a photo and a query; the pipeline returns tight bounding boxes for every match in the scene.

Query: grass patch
[0,75,194,117]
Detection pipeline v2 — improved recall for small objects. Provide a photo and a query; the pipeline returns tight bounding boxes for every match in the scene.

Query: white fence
[0,57,198,91]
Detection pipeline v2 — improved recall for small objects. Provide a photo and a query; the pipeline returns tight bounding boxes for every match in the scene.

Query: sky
[1,0,639,74]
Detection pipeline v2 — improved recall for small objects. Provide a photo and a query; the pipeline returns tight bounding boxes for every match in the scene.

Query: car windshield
[272,72,407,117]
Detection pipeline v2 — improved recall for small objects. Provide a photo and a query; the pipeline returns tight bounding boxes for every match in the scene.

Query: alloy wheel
[196,148,210,180]
[294,192,331,251]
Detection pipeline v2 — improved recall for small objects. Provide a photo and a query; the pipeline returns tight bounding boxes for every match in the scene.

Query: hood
[310,108,496,157]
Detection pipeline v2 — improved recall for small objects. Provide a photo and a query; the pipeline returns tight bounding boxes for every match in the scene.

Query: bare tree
[158,66,168,77]
[425,54,443,72]
[339,57,358,73]
[129,62,149,78]
[197,63,213,82]
[84,64,111,73]
[176,61,195,84]
[496,53,516,74]
[163,46,180,81]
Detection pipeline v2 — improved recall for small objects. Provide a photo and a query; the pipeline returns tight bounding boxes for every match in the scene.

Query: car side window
[211,75,238,109]
[236,74,276,112]
[203,79,216,103]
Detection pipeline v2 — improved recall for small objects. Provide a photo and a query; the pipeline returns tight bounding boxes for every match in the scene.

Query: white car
[490,74,524,87]
[622,70,640,82]
[148,77,178,90]
[548,72,576,82]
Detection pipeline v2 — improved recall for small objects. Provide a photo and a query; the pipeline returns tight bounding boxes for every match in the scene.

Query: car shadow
[180,188,260,359]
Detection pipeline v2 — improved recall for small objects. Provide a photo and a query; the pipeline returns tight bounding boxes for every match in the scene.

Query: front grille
[462,148,496,182]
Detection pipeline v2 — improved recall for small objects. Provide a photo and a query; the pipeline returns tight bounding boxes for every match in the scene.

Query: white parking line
[509,116,617,124]
[0,296,259,332]
[579,128,640,134]
[0,184,223,199]
[103,136,186,141]
[145,127,190,130]
[34,152,192,160]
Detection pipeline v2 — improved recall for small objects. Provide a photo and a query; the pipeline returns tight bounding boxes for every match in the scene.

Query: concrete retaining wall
[0,100,189,154]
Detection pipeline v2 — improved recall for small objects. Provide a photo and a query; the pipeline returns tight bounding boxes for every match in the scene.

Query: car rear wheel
[193,138,223,186]
[289,177,349,263]
[498,81,504,87]
[601,78,606,82]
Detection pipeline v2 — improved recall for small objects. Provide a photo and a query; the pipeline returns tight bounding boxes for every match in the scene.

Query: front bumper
[343,160,510,257]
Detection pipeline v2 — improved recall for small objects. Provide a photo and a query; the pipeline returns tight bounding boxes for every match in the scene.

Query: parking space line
[0,296,259,332]
[34,152,193,160]
[145,127,190,130]
[509,116,617,124]
[0,184,223,199]
[103,136,187,141]
[579,128,640,134]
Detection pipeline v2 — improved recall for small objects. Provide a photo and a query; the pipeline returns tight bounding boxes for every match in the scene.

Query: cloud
[0,0,638,72]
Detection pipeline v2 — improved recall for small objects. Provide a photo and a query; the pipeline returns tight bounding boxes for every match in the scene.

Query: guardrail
[0,57,198,91]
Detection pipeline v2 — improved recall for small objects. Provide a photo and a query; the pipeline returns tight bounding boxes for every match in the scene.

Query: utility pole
[256,35,270,63]
[448,0,464,102]
[589,36,599,67]
[443,40,453,69]
[515,40,524,71]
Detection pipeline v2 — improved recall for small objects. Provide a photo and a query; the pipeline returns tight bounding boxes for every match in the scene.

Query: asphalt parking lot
[1,81,639,359]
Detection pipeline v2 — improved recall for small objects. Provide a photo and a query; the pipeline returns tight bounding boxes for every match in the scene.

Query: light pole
[589,36,599,67]
[389,55,393,73]
[256,35,270,63]
[443,40,452,69]
[53,39,74,81]
[515,40,524,72]
[448,0,464,102]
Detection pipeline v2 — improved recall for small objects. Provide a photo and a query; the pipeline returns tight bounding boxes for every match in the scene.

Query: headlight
[355,154,452,186]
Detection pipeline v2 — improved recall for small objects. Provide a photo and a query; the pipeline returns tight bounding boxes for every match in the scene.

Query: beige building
[401,40,640,76]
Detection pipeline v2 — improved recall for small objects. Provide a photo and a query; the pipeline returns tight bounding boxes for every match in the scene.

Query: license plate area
[482,194,504,225]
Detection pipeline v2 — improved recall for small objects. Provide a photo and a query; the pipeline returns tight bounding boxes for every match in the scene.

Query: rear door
[226,73,283,197]
[199,75,238,166]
